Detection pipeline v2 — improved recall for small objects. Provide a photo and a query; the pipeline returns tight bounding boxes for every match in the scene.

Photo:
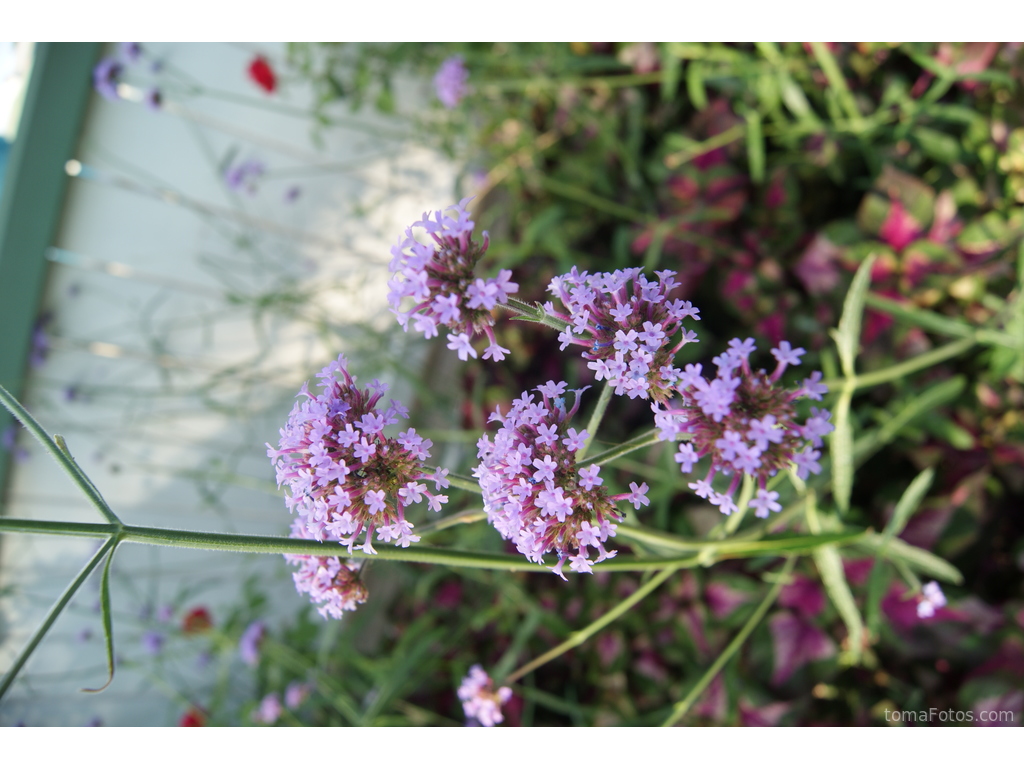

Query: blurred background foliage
[40,42,1024,727]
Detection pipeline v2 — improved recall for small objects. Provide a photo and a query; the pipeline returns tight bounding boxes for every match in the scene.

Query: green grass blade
[813,544,865,664]
[830,383,855,515]
[866,468,935,634]
[745,109,765,183]
[833,254,876,378]
[857,533,963,585]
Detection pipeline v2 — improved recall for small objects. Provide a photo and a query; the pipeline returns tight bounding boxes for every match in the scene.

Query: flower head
[475,382,644,578]
[434,56,469,108]
[389,199,516,361]
[269,355,448,615]
[253,693,282,725]
[545,268,699,403]
[458,665,512,727]
[653,338,831,515]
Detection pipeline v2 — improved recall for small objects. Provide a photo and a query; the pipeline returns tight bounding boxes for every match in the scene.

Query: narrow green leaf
[830,384,855,515]
[660,45,682,101]
[863,292,977,341]
[813,544,865,663]
[0,537,117,702]
[809,41,864,131]
[857,533,963,584]
[834,255,876,378]
[852,376,965,464]
[82,542,119,693]
[745,109,765,184]
[866,468,935,634]
[685,60,708,110]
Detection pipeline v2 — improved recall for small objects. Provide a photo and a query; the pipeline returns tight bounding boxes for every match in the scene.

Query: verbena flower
[284,519,368,619]
[120,42,142,64]
[458,665,512,727]
[388,199,517,362]
[917,581,947,619]
[545,267,700,403]
[474,381,646,578]
[239,620,265,666]
[93,57,122,101]
[224,159,265,195]
[653,338,832,517]
[434,55,469,108]
[253,693,282,725]
[269,355,448,609]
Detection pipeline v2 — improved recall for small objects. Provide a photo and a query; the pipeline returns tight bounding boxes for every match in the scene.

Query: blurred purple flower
[93,57,122,101]
[239,620,265,666]
[794,234,843,295]
[120,42,142,64]
[224,159,265,196]
[157,604,174,623]
[704,581,753,619]
[143,87,162,112]
[739,699,790,727]
[285,681,312,709]
[878,200,922,252]
[253,693,282,725]
[284,185,301,203]
[434,56,468,108]
[142,631,165,655]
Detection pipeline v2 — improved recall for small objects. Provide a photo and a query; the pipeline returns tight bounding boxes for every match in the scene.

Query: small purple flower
[458,665,511,727]
[284,185,302,204]
[285,681,312,709]
[142,631,165,655]
[142,87,162,112]
[917,581,947,619]
[224,159,265,196]
[434,56,469,109]
[93,57,122,101]
[157,603,174,623]
[654,338,830,515]
[253,693,282,725]
[239,620,265,666]
[120,42,143,64]
[389,199,517,362]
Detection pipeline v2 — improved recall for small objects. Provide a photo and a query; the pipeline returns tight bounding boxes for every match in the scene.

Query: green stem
[0,384,121,524]
[848,336,975,391]
[504,565,683,685]
[498,297,570,332]
[537,177,650,224]
[0,518,747,572]
[577,383,613,462]
[0,536,117,701]
[661,556,796,726]
[582,430,661,466]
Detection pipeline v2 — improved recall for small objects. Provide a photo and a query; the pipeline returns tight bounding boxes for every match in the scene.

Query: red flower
[182,607,213,634]
[179,708,206,727]
[248,56,276,94]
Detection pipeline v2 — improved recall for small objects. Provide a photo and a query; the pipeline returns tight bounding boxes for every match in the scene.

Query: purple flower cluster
[545,268,700,403]
[434,56,469,109]
[474,381,648,578]
[239,620,266,666]
[283,519,368,619]
[269,354,448,559]
[389,199,517,362]
[93,44,160,106]
[653,338,832,517]
[458,665,512,726]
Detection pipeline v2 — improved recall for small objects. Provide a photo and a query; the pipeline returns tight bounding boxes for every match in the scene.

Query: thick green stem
[661,557,796,726]
[504,565,684,685]
[582,430,661,466]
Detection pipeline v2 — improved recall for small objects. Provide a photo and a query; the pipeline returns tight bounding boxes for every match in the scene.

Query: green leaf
[660,45,683,101]
[913,126,961,164]
[685,61,708,110]
[82,542,119,693]
[0,537,117,702]
[830,384,855,515]
[744,109,765,184]
[866,469,935,634]
[857,533,963,584]
[833,254,876,378]
[813,544,865,664]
